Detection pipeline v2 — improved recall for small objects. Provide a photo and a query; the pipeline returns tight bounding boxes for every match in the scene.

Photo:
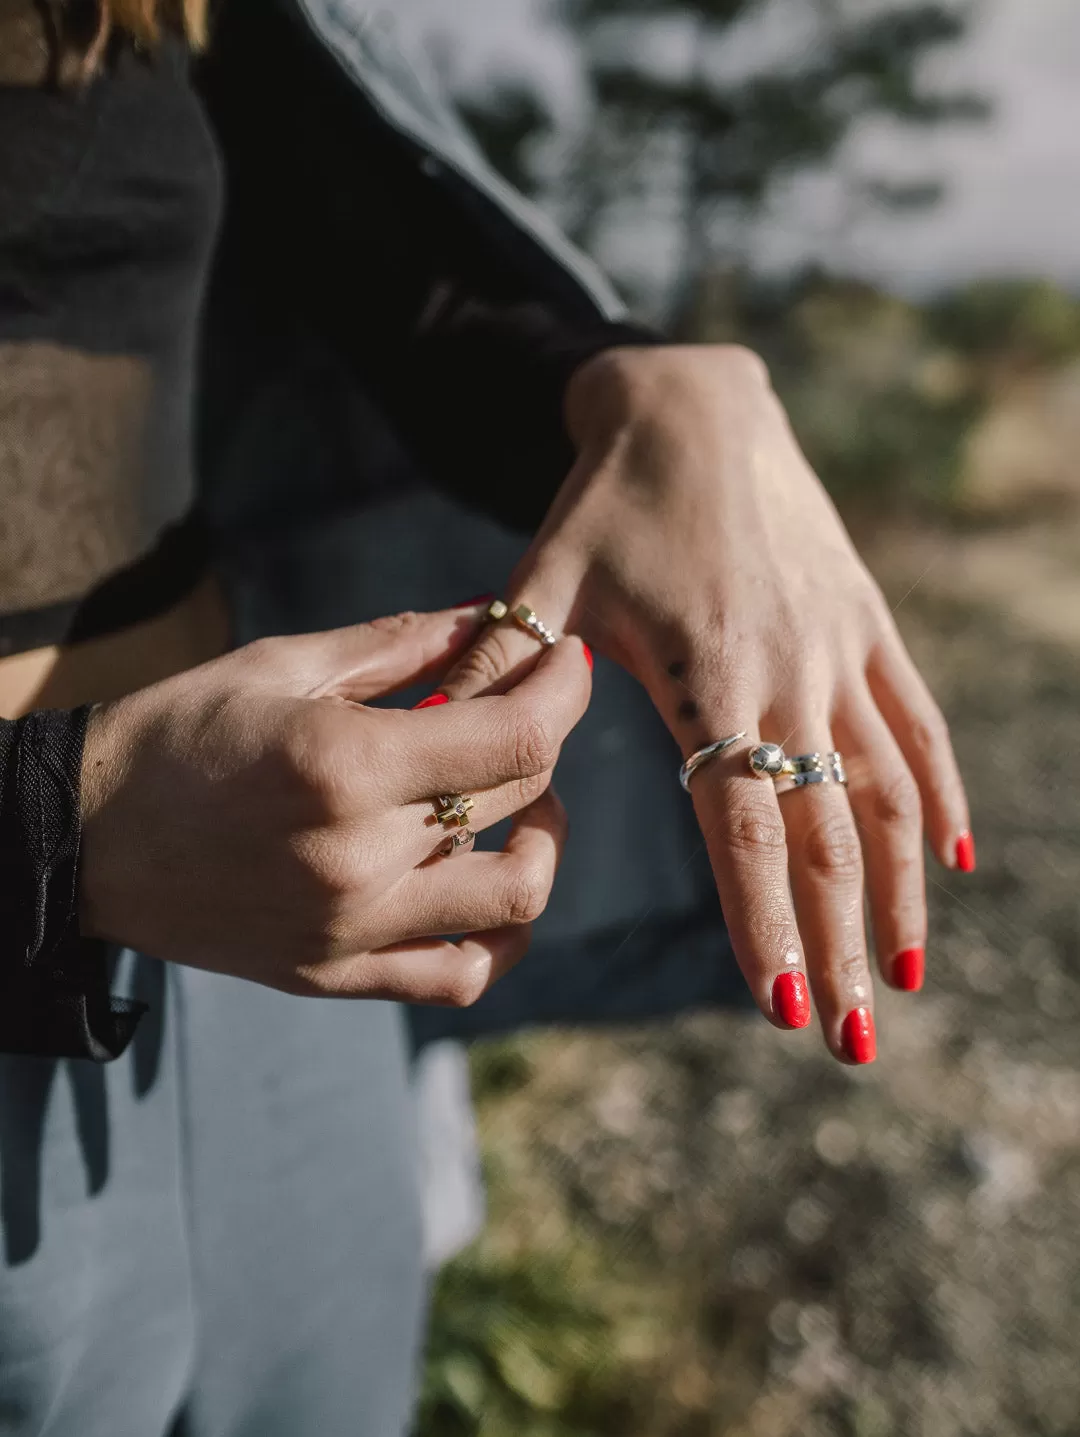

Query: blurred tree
[451,1,986,331]
[562,0,987,328]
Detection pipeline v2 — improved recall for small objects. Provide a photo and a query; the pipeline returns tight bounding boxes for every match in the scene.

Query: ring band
[440,827,476,857]
[435,793,475,829]
[775,752,847,795]
[486,598,558,648]
[679,733,749,792]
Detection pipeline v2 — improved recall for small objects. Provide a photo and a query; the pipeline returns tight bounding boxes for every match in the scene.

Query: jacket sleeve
[0,709,144,1061]
[197,0,660,533]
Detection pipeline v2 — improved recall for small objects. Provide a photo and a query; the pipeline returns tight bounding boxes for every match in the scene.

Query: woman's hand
[441,345,972,1062]
[79,604,592,1006]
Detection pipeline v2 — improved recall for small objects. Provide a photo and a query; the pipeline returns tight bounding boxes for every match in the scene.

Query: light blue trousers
[0,956,427,1436]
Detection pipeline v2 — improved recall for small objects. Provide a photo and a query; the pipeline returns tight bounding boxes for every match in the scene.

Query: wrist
[564,343,770,451]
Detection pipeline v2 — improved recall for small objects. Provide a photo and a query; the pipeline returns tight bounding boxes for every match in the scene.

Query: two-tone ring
[434,793,476,857]
[748,744,846,793]
[486,598,558,649]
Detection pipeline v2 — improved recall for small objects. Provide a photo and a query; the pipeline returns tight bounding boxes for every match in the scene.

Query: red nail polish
[956,830,976,873]
[412,692,449,710]
[582,642,593,672]
[772,971,811,1029]
[841,1008,877,1064]
[452,593,495,609]
[893,947,925,993]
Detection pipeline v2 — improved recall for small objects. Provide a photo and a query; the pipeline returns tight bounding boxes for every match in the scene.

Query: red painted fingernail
[452,593,495,609]
[892,946,925,993]
[841,1007,877,1065]
[772,971,811,1029]
[582,642,593,672]
[956,830,976,873]
[412,692,449,710]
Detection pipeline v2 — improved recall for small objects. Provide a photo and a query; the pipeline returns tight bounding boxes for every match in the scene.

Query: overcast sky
[396,0,1079,296]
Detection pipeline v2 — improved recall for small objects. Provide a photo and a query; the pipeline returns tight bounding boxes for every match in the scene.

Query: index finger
[386,636,592,801]
[690,742,809,1028]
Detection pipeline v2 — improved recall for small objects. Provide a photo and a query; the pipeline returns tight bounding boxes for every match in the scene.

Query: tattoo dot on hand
[668,660,687,680]
[678,699,699,722]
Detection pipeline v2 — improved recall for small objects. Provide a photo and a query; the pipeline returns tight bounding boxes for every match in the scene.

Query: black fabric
[0,707,144,1060]
[197,0,660,537]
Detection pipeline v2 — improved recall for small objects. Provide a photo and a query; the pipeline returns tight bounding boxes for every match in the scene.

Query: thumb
[289,602,493,703]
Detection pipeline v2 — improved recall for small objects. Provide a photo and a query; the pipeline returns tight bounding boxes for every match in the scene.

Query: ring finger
[367,789,569,945]
[834,691,927,994]
[773,710,877,1065]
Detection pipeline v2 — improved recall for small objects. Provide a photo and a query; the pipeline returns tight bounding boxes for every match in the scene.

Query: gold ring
[486,598,558,648]
[435,793,475,829]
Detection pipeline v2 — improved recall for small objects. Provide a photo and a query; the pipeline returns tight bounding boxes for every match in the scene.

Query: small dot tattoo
[667,660,687,680]
[678,699,699,722]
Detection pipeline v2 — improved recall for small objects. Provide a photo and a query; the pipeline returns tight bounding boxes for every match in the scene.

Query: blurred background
[403,2,1080,1433]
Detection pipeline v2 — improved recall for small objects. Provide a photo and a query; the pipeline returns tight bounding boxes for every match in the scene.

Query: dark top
[0,2,654,1059]
[0,9,221,653]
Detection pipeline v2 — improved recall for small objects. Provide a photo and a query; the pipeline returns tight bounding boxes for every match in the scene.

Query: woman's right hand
[78,604,592,1006]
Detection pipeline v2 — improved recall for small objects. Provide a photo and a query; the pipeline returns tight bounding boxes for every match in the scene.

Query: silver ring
[440,827,476,857]
[774,752,847,796]
[679,732,748,792]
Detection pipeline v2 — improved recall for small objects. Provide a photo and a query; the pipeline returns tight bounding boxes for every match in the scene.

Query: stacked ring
[679,738,847,794]
[486,598,558,649]
[440,827,476,857]
[435,794,475,828]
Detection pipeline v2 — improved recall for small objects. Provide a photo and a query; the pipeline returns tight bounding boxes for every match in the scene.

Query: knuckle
[871,770,922,829]
[453,633,518,692]
[503,861,552,926]
[726,805,788,859]
[909,703,949,760]
[512,708,558,779]
[510,769,550,812]
[803,815,864,882]
[441,956,493,1009]
[364,609,419,641]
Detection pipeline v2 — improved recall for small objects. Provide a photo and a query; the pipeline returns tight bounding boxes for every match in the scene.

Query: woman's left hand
[440,343,973,1065]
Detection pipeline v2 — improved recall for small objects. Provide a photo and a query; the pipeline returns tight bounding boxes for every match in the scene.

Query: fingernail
[452,593,495,609]
[412,692,449,710]
[841,1007,877,1065]
[955,830,976,873]
[582,642,593,672]
[892,946,925,993]
[772,971,811,1029]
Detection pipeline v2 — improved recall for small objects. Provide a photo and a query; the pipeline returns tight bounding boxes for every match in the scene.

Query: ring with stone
[434,793,475,829]
[485,598,558,649]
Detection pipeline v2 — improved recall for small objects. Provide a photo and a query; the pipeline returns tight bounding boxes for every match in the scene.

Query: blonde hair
[86,0,209,71]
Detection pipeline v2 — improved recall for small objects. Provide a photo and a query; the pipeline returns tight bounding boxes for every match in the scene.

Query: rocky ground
[420,515,1080,1437]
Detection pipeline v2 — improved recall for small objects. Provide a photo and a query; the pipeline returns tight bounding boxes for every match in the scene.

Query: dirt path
[433,519,1080,1437]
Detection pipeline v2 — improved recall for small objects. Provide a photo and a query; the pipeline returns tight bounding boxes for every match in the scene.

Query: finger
[835,692,927,994]
[368,789,569,944]
[260,603,492,703]
[866,628,973,872]
[307,926,534,1006]
[778,717,877,1065]
[440,566,584,701]
[688,737,810,1032]
[385,637,592,800]
[395,766,555,872]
